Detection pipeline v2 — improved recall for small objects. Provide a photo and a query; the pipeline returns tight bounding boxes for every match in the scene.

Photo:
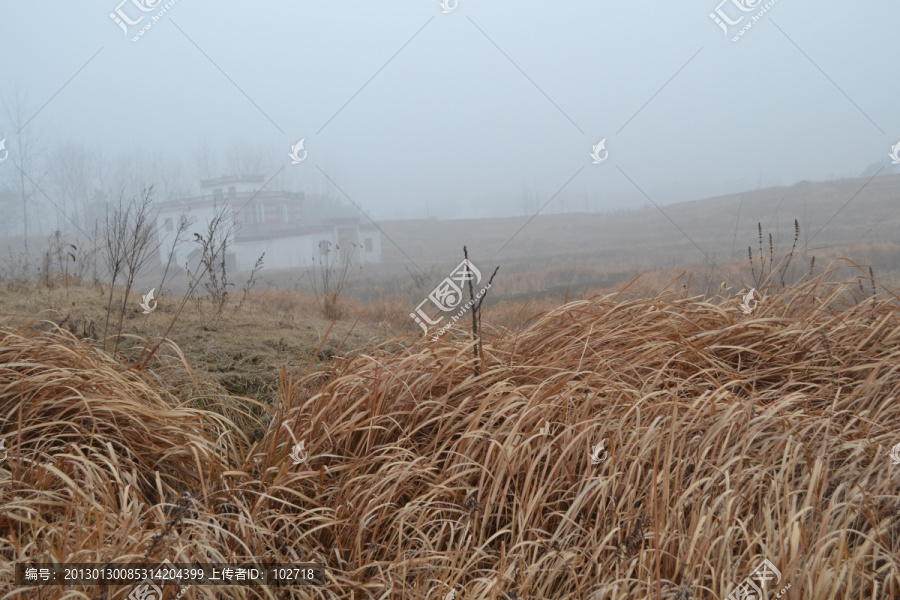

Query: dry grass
[0,325,244,598]
[0,282,399,417]
[1,267,899,598]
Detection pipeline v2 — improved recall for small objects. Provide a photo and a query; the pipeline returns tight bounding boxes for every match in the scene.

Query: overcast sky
[1,1,898,221]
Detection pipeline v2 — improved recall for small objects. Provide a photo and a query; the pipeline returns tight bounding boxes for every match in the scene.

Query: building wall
[156,205,220,268]
[239,228,383,271]
[236,235,320,271]
[157,208,382,272]
[358,228,382,264]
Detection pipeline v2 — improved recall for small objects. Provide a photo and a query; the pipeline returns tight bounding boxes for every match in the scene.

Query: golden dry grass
[1,270,899,599]
[0,281,400,416]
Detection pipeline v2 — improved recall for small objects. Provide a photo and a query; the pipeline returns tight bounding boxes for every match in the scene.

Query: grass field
[1,259,898,599]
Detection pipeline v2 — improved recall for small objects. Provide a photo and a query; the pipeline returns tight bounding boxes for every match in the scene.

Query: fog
[4,9,900,593]
[1,1,898,229]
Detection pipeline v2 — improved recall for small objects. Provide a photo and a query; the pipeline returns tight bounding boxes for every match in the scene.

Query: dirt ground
[0,281,404,404]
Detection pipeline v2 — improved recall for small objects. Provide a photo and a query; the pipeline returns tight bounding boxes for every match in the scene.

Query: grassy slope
[376,174,900,266]
[1,270,899,599]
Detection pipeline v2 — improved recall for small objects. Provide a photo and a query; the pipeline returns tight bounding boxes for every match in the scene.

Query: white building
[156,175,382,272]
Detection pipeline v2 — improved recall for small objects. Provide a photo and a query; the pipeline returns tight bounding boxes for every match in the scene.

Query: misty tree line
[0,90,347,246]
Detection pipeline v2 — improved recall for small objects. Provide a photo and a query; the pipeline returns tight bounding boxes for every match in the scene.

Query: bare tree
[45,142,97,232]
[112,186,158,355]
[102,196,131,342]
[224,141,271,177]
[145,153,190,202]
[192,139,219,181]
[2,88,44,256]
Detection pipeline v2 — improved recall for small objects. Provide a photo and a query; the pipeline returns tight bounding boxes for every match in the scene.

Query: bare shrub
[37,230,77,291]
[101,196,130,342]
[103,187,158,355]
[309,241,359,320]
[462,245,499,376]
[181,205,235,328]
[137,207,232,367]
[747,218,805,289]
[158,211,195,298]
[1,247,30,283]
[406,264,437,292]
[230,252,265,318]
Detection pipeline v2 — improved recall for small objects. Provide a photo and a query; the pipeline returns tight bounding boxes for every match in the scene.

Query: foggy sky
[1,1,898,221]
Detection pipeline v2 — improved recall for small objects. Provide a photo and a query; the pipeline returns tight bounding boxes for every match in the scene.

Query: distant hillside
[376,174,900,275]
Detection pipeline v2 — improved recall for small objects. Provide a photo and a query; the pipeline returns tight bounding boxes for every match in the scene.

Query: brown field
[1,257,899,598]
[366,173,900,293]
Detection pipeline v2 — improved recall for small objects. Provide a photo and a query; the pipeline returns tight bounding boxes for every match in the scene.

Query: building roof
[236,223,371,242]
[199,175,265,189]
[155,189,303,212]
